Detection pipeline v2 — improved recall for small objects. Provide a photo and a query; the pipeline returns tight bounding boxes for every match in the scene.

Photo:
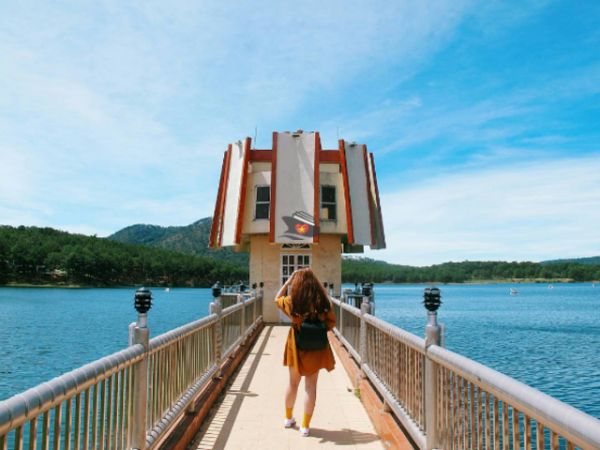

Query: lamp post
[131,287,152,450]
[424,287,442,450]
[211,282,222,299]
[210,282,223,363]
[134,287,152,327]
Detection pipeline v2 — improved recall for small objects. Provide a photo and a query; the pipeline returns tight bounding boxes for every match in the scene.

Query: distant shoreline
[3,278,597,289]
[2,282,134,289]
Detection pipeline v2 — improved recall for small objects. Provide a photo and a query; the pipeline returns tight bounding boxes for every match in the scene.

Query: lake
[0,283,599,420]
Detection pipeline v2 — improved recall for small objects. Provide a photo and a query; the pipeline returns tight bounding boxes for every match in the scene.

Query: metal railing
[330,295,600,450]
[0,288,264,450]
[0,345,143,450]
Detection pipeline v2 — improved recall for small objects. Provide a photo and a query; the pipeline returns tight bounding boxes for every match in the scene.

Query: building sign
[272,132,318,244]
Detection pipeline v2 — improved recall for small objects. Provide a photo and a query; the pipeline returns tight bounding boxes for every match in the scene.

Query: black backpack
[295,316,328,351]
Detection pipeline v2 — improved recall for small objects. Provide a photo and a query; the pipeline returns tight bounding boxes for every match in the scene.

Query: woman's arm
[274,272,296,301]
[324,301,337,330]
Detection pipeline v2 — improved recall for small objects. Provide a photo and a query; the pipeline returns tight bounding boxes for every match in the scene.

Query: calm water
[1,284,599,420]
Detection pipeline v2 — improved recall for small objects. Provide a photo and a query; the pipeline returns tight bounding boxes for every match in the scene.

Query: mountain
[108,218,600,282]
[541,256,600,265]
[108,218,248,265]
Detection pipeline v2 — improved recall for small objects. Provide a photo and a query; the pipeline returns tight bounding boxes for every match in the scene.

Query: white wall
[221,141,246,246]
[273,132,316,243]
[344,142,372,245]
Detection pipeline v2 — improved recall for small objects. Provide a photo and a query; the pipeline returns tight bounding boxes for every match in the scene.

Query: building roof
[210,130,385,251]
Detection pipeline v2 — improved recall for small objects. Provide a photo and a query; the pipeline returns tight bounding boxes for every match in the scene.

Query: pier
[1,286,600,450]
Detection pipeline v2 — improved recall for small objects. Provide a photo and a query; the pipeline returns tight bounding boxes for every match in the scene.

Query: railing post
[424,287,442,450]
[251,283,258,324]
[359,299,371,371]
[210,298,223,364]
[258,282,264,318]
[130,288,152,450]
[339,290,346,336]
[239,294,245,339]
[210,283,223,365]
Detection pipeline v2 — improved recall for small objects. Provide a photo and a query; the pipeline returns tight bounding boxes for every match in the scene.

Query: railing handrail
[0,343,145,435]
[0,289,264,450]
[364,313,426,353]
[339,301,360,313]
[331,293,600,450]
[428,344,600,449]
[148,313,218,352]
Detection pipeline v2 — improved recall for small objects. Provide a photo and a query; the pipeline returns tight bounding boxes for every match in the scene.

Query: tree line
[342,258,600,284]
[0,226,247,287]
[1,226,599,287]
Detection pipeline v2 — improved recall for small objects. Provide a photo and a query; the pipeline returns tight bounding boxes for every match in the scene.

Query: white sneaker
[284,418,296,428]
[300,427,309,437]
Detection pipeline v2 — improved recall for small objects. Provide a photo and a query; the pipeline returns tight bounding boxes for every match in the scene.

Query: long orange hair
[289,268,331,316]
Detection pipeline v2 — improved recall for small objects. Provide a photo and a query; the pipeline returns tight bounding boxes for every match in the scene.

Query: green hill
[542,256,600,265]
[109,219,600,283]
[0,225,247,287]
[3,220,599,287]
[109,218,248,265]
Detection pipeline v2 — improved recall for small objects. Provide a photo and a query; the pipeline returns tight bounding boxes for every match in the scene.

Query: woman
[275,268,336,437]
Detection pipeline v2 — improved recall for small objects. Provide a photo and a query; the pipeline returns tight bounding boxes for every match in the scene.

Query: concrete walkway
[187,325,384,450]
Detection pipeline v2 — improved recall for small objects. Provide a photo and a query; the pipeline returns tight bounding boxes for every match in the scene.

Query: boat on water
[165,287,171,292]
[548,284,554,289]
[509,287,518,296]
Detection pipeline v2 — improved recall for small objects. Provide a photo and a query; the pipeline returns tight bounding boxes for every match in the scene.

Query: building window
[281,253,311,286]
[254,185,270,220]
[282,244,310,249]
[320,185,337,221]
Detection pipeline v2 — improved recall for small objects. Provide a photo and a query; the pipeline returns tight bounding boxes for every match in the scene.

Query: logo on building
[280,211,315,240]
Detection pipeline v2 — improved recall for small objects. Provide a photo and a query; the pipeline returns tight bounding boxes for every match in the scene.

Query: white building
[210,130,385,322]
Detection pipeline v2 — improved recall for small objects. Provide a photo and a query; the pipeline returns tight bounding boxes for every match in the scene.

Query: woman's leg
[285,366,302,415]
[302,370,319,428]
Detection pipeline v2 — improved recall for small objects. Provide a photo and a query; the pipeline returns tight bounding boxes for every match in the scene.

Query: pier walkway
[188,325,384,450]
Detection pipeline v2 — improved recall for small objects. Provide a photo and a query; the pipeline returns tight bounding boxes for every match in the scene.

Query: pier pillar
[359,300,371,374]
[258,282,264,317]
[130,288,152,450]
[424,287,442,450]
[210,284,224,365]
[239,293,245,340]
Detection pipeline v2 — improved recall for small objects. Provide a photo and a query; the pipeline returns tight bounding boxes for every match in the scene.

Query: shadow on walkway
[189,325,383,449]
[203,325,273,449]
[309,428,381,446]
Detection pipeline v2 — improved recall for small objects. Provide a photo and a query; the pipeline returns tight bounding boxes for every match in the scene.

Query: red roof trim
[320,150,339,163]
[234,137,252,244]
[370,152,386,249]
[209,150,228,248]
[313,132,321,243]
[268,132,278,243]
[249,150,272,162]
[250,149,339,164]
[218,145,232,247]
[338,139,354,244]
[363,145,376,247]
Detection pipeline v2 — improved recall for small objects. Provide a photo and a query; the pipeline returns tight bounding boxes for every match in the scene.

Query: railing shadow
[309,427,381,446]
[208,325,273,449]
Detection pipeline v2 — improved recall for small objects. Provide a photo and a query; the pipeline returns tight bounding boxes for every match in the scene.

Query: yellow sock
[302,413,312,428]
[285,407,293,420]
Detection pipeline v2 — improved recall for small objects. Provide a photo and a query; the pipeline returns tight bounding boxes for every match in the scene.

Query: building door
[279,253,311,322]
[281,253,311,285]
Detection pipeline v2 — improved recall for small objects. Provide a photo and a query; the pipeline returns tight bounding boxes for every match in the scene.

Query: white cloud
[0,0,473,233]
[366,156,600,265]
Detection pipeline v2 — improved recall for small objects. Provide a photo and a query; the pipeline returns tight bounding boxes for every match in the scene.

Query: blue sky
[1,0,598,265]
